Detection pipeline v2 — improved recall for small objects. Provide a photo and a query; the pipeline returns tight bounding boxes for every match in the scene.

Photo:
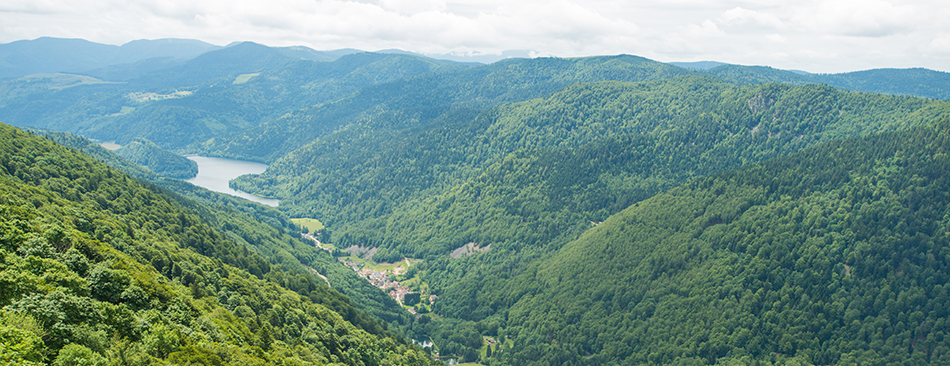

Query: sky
[1,0,949,73]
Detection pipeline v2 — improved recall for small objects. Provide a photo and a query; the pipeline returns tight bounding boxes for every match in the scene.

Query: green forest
[0,124,435,365]
[498,121,950,365]
[4,42,950,365]
[225,78,950,363]
[113,138,198,179]
[32,129,420,337]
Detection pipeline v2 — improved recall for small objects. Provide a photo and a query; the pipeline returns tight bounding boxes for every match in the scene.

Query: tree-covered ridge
[114,138,198,179]
[25,128,161,181]
[0,37,222,80]
[702,64,814,86]
[36,128,418,335]
[0,123,435,365]
[697,65,950,101]
[493,121,950,365]
[225,77,950,362]
[235,76,950,261]
[197,54,696,162]
[812,68,950,101]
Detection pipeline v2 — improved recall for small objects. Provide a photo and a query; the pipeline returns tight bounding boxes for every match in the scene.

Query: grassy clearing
[291,218,324,232]
[233,73,260,84]
[344,256,405,272]
[127,91,193,102]
[99,142,122,151]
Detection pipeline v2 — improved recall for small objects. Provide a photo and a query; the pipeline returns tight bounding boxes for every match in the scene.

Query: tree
[404,292,421,306]
[0,321,45,366]
[256,323,274,351]
[53,344,109,366]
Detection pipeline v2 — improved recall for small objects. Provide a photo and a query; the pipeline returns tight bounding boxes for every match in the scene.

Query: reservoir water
[184,156,280,207]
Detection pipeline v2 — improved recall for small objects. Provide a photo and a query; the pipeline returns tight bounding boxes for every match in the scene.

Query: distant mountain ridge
[0,37,364,81]
[0,46,470,149]
[4,37,949,100]
[0,37,221,79]
[675,61,950,100]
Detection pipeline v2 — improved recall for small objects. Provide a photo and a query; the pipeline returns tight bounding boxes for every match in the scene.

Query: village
[301,232,430,312]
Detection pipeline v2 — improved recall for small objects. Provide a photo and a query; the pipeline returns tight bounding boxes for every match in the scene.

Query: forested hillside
[494,121,950,365]
[34,128,419,341]
[197,55,695,161]
[225,75,950,362]
[691,64,950,101]
[235,77,950,261]
[812,68,950,101]
[0,47,468,150]
[114,138,198,179]
[0,123,435,365]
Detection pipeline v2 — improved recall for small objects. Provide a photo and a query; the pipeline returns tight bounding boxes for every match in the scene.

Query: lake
[184,156,280,207]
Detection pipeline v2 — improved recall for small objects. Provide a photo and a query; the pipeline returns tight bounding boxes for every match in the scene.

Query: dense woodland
[0,124,435,365]
[227,78,950,363]
[34,128,419,342]
[498,121,950,365]
[113,138,198,179]
[239,77,949,258]
[4,39,950,364]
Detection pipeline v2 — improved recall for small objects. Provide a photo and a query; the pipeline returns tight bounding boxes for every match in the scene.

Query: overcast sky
[2,0,948,73]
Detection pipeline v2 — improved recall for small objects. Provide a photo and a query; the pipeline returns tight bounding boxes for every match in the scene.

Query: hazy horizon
[1,0,948,74]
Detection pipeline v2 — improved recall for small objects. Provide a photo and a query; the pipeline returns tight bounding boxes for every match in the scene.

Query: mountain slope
[0,37,123,79]
[0,123,435,365]
[32,128,419,338]
[125,41,295,87]
[236,77,950,259]
[813,68,950,101]
[496,120,950,365]
[201,54,697,161]
[226,76,950,362]
[113,138,198,179]
[701,64,950,101]
[703,64,814,85]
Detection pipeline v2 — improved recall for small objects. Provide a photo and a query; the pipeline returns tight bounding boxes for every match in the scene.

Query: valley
[3,37,950,365]
[299,228,434,318]
[184,155,280,206]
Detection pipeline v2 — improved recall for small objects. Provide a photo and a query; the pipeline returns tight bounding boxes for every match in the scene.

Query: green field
[341,256,413,272]
[291,218,324,232]
[233,73,260,84]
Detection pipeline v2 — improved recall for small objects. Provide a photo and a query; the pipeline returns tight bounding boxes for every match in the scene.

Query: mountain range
[2,36,950,365]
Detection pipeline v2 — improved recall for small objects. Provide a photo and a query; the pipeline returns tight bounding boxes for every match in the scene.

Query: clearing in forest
[291,218,325,233]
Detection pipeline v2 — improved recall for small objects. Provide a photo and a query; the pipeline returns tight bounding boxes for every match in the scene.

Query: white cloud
[765,34,786,43]
[377,0,448,15]
[791,0,918,37]
[684,19,724,38]
[931,35,950,53]
[718,7,786,31]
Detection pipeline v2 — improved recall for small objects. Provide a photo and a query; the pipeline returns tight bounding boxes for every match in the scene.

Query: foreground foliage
[36,128,418,337]
[0,123,435,365]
